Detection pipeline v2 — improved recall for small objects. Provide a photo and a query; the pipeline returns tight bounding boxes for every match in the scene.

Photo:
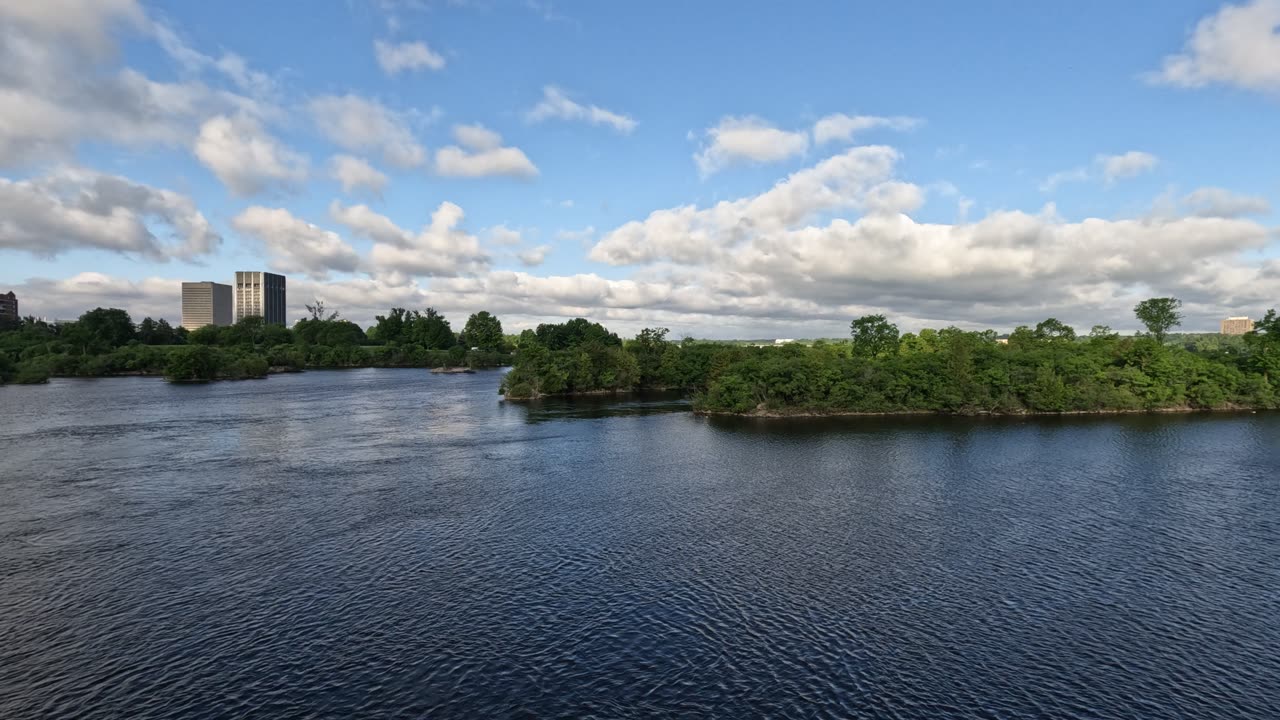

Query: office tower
[181,282,233,331]
[235,271,287,325]
[1220,317,1255,335]
[0,291,17,322]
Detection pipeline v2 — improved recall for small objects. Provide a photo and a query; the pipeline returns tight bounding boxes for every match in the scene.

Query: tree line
[501,299,1280,415]
[0,304,512,384]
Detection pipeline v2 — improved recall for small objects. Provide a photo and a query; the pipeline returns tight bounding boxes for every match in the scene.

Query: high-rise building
[181,282,233,331]
[1221,317,1255,335]
[0,291,17,322]
[235,271,287,325]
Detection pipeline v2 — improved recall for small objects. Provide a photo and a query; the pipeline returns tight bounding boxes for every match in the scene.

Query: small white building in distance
[774,339,796,345]
[1221,317,1254,335]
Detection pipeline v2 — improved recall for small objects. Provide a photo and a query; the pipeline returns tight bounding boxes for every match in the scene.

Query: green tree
[409,308,457,350]
[1034,318,1077,343]
[164,346,219,382]
[461,311,505,351]
[850,314,900,358]
[1244,309,1280,385]
[370,307,410,345]
[1134,298,1183,344]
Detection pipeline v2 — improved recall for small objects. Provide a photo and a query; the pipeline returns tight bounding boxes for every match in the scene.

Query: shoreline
[692,405,1267,419]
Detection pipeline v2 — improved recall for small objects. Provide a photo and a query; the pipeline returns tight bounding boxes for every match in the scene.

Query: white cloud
[151,22,277,99]
[812,113,921,144]
[0,0,144,52]
[1040,167,1090,192]
[557,226,596,242]
[374,39,445,74]
[14,272,183,323]
[487,225,524,246]
[194,115,308,196]
[593,145,905,265]
[1148,0,1280,93]
[231,206,361,279]
[330,200,490,279]
[1041,151,1159,192]
[1098,151,1159,185]
[694,116,809,176]
[518,244,552,267]
[452,123,503,151]
[0,168,219,260]
[435,125,538,178]
[309,94,427,168]
[525,85,636,133]
[1182,187,1272,217]
[329,154,389,195]
[0,13,265,167]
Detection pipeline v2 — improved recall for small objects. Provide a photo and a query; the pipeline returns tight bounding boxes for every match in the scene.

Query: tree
[461,311,505,351]
[850,314,900,358]
[305,299,340,322]
[1034,318,1076,343]
[629,327,671,386]
[370,307,410,345]
[1134,298,1183,344]
[403,308,456,350]
[1244,309,1280,384]
[69,308,136,352]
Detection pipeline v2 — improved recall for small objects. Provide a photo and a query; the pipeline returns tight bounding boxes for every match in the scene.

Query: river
[1,369,1277,718]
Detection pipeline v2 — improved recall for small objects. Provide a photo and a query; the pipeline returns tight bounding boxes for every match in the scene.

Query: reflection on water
[514,389,691,422]
[1,370,1277,719]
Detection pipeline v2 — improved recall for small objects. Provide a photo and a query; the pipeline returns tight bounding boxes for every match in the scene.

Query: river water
[1,369,1277,719]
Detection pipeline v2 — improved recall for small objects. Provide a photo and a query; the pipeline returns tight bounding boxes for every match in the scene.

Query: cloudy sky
[2,0,1278,337]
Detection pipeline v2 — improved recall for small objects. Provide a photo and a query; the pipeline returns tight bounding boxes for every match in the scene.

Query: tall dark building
[0,291,17,322]
[234,271,287,325]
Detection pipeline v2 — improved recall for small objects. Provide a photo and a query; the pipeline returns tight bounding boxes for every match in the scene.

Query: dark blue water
[1,370,1278,719]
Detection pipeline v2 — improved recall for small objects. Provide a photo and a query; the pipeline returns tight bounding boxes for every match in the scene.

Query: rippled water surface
[1,370,1278,719]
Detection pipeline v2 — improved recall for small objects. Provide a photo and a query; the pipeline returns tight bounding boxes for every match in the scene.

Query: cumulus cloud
[1041,151,1159,192]
[593,145,906,265]
[525,85,636,133]
[693,116,809,176]
[1182,187,1272,217]
[374,39,445,73]
[231,207,361,279]
[330,200,490,279]
[151,22,277,99]
[194,115,308,196]
[812,113,921,144]
[434,124,538,178]
[487,225,524,246]
[0,168,220,260]
[1098,151,1159,185]
[14,272,183,323]
[309,94,427,168]
[0,0,144,53]
[518,244,552,267]
[329,154,389,195]
[1147,0,1280,93]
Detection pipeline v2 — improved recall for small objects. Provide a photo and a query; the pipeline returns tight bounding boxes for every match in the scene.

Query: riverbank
[692,403,1268,418]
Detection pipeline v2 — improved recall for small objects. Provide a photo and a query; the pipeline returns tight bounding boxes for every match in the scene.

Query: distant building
[774,338,795,345]
[235,271,287,325]
[181,282,233,331]
[1221,317,1254,335]
[0,291,17,322]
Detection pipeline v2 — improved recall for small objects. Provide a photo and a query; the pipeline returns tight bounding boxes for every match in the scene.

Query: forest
[501,299,1280,415]
[0,304,511,384]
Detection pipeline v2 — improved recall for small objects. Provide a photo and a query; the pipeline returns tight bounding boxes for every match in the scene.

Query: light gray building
[181,282,233,331]
[235,271,287,325]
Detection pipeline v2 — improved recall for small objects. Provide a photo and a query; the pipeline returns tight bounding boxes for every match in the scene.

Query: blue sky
[1,0,1278,336]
